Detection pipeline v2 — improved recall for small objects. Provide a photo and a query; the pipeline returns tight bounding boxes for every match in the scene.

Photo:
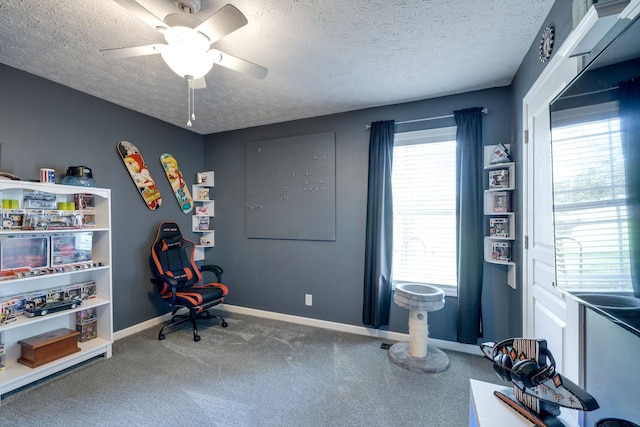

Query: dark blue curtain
[454,107,484,344]
[619,78,640,298]
[363,120,395,328]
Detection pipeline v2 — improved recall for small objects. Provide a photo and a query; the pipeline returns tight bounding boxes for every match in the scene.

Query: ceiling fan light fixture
[161,46,214,79]
[160,26,214,79]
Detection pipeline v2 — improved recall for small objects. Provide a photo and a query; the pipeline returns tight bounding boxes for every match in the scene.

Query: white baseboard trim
[114,304,482,356]
[113,312,172,341]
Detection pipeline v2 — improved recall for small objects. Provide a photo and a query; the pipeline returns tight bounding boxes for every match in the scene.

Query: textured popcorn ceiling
[0,0,554,135]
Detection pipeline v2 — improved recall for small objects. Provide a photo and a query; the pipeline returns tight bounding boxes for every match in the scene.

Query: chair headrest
[159,222,180,236]
[154,222,184,251]
[161,234,182,251]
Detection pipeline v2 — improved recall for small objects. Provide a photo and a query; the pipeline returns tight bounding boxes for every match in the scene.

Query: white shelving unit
[191,171,215,262]
[0,181,112,400]
[483,145,516,288]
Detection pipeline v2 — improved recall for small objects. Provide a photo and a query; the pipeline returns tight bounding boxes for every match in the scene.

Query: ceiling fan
[101,0,268,127]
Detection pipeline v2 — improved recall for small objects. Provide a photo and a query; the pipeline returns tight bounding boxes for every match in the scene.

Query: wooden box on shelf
[17,328,81,368]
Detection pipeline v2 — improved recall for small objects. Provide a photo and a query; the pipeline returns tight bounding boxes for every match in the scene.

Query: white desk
[469,379,576,426]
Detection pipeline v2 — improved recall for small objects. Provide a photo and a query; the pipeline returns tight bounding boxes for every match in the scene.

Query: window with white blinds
[551,102,632,293]
[392,127,457,295]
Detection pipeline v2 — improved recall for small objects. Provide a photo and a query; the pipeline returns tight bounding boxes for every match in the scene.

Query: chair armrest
[150,274,179,303]
[150,274,178,287]
[200,264,223,282]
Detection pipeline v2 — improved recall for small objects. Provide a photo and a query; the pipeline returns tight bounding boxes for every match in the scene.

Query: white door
[523,55,581,383]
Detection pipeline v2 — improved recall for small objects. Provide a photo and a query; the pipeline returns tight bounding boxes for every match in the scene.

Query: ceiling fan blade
[100,44,165,59]
[193,77,207,89]
[196,4,248,44]
[212,50,268,79]
[112,0,166,30]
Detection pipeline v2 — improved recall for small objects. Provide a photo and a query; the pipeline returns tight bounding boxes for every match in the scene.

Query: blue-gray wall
[0,63,205,331]
[202,87,517,341]
[195,1,578,343]
[0,49,518,342]
[195,0,574,343]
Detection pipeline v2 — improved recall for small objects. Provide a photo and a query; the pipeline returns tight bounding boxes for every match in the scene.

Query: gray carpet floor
[0,311,506,426]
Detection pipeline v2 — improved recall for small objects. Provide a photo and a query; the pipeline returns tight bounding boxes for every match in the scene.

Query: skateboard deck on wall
[116,141,162,210]
[160,153,193,214]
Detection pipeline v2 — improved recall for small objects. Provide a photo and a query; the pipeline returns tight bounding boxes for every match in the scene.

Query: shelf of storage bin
[484,190,514,215]
[0,181,112,401]
[1,182,108,230]
[0,227,108,236]
[484,238,516,288]
[0,265,109,290]
[192,172,215,262]
[0,298,109,333]
[0,337,111,392]
[486,214,516,240]
[483,145,516,289]
[485,162,515,189]
[191,208,215,232]
[483,238,516,266]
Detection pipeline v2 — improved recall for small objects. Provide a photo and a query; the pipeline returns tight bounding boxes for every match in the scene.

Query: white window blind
[392,127,457,294]
[551,102,632,292]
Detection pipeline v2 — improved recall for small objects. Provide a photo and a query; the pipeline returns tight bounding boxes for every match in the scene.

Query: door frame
[521,52,580,335]
[521,21,590,391]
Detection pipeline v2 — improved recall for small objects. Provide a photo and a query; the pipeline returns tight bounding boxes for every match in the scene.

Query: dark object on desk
[481,338,599,425]
[150,221,228,342]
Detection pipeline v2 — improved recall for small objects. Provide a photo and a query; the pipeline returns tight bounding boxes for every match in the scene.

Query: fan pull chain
[191,79,196,121]
[186,76,194,128]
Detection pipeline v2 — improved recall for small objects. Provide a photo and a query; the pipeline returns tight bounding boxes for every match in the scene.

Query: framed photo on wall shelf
[489,169,509,189]
[492,192,511,213]
[197,188,209,200]
[491,241,511,262]
[489,217,510,238]
[489,142,512,164]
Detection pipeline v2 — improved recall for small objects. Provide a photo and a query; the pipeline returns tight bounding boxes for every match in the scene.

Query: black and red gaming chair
[150,221,228,341]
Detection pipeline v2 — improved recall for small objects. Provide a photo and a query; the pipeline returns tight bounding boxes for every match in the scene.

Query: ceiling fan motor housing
[173,0,201,14]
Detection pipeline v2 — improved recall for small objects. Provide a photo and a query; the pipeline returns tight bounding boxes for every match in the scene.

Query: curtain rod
[365,107,488,130]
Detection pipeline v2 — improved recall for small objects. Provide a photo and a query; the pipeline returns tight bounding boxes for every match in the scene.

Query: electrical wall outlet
[305,294,313,306]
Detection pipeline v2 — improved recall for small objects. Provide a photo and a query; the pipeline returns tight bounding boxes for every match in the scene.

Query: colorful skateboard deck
[160,153,193,214]
[116,141,162,210]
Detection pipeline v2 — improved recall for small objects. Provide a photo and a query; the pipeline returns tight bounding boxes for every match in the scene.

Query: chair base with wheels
[158,305,228,342]
[150,221,229,342]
